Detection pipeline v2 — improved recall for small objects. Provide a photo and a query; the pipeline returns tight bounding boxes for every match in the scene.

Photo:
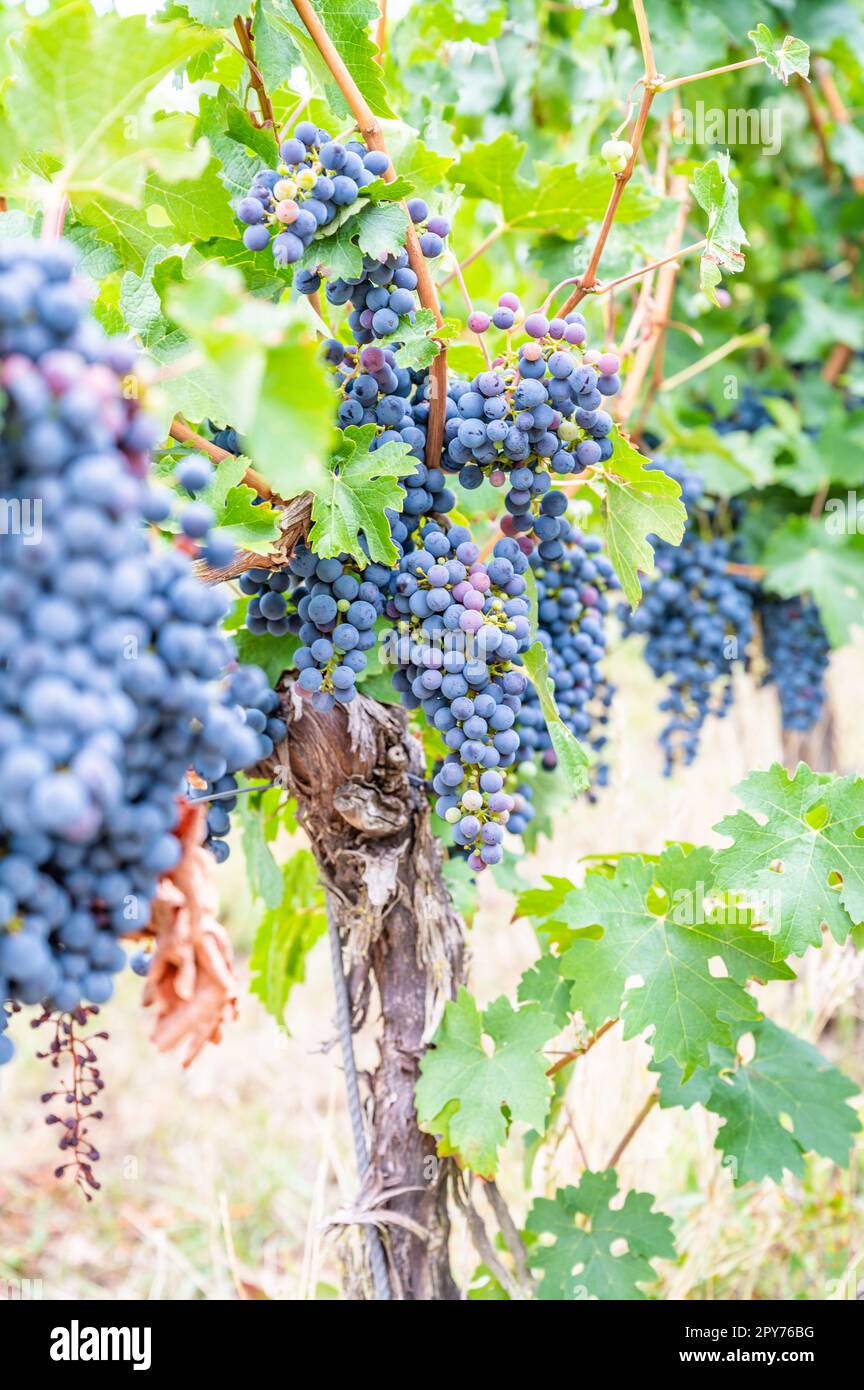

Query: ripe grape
[0,239,273,1047]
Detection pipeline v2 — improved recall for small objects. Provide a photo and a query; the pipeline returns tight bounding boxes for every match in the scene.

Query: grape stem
[656,324,769,395]
[605,1088,659,1168]
[232,15,276,128]
[446,253,492,368]
[799,75,836,182]
[545,1016,617,1077]
[654,55,763,92]
[597,240,707,296]
[727,560,766,580]
[556,0,658,316]
[615,171,691,425]
[288,0,448,472]
[375,0,387,64]
[815,58,864,194]
[40,188,69,241]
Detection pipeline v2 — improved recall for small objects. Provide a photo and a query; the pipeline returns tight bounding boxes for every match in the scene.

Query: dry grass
[1,646,863,1301]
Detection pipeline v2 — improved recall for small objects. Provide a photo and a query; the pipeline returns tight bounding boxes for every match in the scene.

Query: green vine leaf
[307,425,416,567]
[527,1170,676,1300]
[691,154,748,305]
[249,849,328,1029]
[748,24,810,85]
[165,262,335,490]
[415,988,557,1178]
[653,1019,859,1185]
[600,430,686,608]
[268,0,395,120]
[712,763,864,957]
[761,517,864,647]
[448,133,657,237]
[238,797,284,909]
[559,845,794,1074]
[521,642,589,792]
[0,1,212,205]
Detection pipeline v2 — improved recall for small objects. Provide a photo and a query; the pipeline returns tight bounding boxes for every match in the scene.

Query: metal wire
[326,901,392,1301]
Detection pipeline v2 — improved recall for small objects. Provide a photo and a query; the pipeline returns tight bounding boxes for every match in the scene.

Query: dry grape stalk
[35,1005,108,1200]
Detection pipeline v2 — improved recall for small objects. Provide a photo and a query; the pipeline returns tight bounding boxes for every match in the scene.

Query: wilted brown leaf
[142,802,238,1066]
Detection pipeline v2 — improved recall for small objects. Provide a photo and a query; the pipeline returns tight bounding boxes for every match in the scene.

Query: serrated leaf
[215,486,282,550]
[232,626,299,685]
[691,154,748,306]
[384,127,453,196]
[253,0,301,90]
[517,952,571,1031]
[299,218,365,279]
[522,642,589,793]
[249,851,327,1029]
[307,425,416,566]
[356,203,408,259]
[194,90,271,204]
[146,160,238,244]
[2,2,212,205]
[527,1170,675,1301]
[654,1019,859,1185]
[748,23,810,85]
[448,134,656,237]
[415,988,557,1177]
[185,0,238,24]
[559,845,794,1073]
[386,307,442,370]
[514,874,576,926]
[712,763,864,957]
[165,262,335,492]
[269,0,395,120]
[761,517,864,647]
[601,431,686,608]
[73,196,167,273]
[64,222,120,277]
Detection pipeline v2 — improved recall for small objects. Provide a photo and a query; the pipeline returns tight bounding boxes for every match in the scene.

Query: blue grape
[0,238,274,1047]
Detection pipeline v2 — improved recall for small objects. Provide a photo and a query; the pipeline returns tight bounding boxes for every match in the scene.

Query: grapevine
[1,0,861,1320]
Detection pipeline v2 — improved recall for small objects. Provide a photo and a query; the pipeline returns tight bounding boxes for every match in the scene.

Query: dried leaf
[142,802,239,1066]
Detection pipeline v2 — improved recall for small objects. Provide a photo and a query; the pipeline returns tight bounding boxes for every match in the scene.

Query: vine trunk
[262,687,465,1299]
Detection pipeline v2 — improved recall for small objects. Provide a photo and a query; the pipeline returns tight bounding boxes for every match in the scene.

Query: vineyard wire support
[325,899,392,1300]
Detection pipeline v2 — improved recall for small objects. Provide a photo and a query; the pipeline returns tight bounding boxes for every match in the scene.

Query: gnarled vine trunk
[261,685,465,1300]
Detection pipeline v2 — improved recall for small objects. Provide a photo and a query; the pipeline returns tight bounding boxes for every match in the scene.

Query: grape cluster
[620,461,755,774]
[327,339,455,535]
[758,595,830,732]
[147,450,237,570]
[712,386,776,436]
[511,527,618,834]
[384,525,531,868]
[237,121,389,267]
[0,240,271,1052]
[443,297,621,550]
[241,546,390,710]
[189,669,287,862]
[323,210,449,346]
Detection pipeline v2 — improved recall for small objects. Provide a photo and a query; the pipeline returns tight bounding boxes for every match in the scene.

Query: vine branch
[233,15,276,128]
[655,55,763,93]
[288,0,448,471]
[606,1089,659,1168]
[556,0,658,315]
[168,418,274,499]
[546,1016,617,1077]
